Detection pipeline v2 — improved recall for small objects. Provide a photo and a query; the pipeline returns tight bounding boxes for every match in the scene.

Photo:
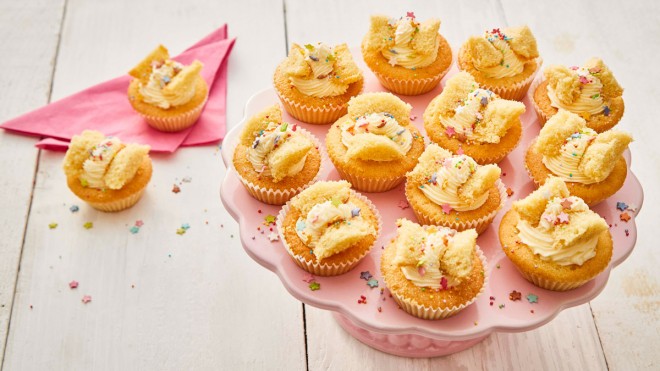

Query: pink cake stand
[220,64,643,357]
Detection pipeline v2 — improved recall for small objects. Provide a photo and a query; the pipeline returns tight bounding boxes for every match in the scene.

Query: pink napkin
[1,24,235,153]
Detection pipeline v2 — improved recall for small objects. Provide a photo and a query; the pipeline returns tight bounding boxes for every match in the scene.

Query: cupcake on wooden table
[525,109,632,206]
[458,26,540,101]
[424,72,525,164]
[405,144,506,234]
[381,219,486,320]
[273,43,363,124]
[325,92,425,192]
[361,13,452,95]
[233,105,322,205]
[128,45,208,132]
[277,181,381,276]
[533,58,624,132]
[63,130,152,212]
[498,177,613,291]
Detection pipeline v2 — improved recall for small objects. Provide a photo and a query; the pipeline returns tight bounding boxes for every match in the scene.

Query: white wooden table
[0,1,658,369]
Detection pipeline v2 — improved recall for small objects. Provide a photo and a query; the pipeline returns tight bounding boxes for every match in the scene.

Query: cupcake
[381,219,486,319]
[325,92,425,192]
[525,109,632,206]
[277,181,381,276]
[498,177,613,291]
[62,130,152,212]
[361,13,452,95]
[273,43,363,124]
[424,72,525,164]
[128,45,209,132]
[532,58,624,132]
[458,26,540,100]
[233,105,322,205]
[405,144,505,234]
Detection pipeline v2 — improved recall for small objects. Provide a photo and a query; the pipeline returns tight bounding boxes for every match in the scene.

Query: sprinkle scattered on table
[135,220,144,227]
[48,222,58,229]
[619,212,631,222]
[69,280,79,289]
[499,304,505,309]
[264,215,276,226]
[526,293,538,303]
[83,222,93,229]
[397,200,409,210]
[360,271,372,280]
[69,205,79,213]
[172,184,181,193]
[506,187,514,197]
[509,290,522,301]
[309,281,320,291]
[81,295,92,304]
[616,201,628,211]
[357,295,367,304]
[367,278,379,288]
[176,223,191,235]
[267,232,279,242]
[182,176,192,183]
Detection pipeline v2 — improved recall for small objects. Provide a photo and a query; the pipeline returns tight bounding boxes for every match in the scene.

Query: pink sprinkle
[398,200,410,210]
[69,281,79,289]
[406,11,415,18]
[457,146,464,155]
[410,115,417,121]
[579,75,590,84]
[441,203,453,214]
[418,266,426,277]
[81,295,92,304]
[445,126,456,137]
[302,274,316,283]
[135,220,144,227]
[440,277,448,290]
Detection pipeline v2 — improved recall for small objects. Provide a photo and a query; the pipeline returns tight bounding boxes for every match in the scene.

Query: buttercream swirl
[440,88,498,143]
[140,61,196,109]
[476,31,525,79]
[380,16,439,69]
[288,43,347,98]
[542,128,598,184]
[398,228,462,289]
[247,122,309,179]
[340,112,413,159]
[80,137,122,189]
[547,66,605,115]
[516,196,598,266]
[419,155,488,211]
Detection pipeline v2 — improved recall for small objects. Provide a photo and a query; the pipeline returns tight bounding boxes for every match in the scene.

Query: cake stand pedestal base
[333,313,488,358]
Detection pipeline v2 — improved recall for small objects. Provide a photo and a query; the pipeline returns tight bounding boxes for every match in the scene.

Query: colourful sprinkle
[135,220,144,227]
[81,295,92,304]
[603,106,611,116]
[69,281,79,289]
[83,222,93,229]
[129,226,140,234]
[616,202,628,211]
[49,223,58,229]
[620,212,631,222]
[398,200,410,210]
[309,281,321,291]
[526,293,538,303]
[264,215,276,225]
[267,232,279,242]
[69,205,79,213]
[367,278,379,288]
[172,184,181,193]
[441,203,453,215]
[509,290,522,301]
[360,271,373,280]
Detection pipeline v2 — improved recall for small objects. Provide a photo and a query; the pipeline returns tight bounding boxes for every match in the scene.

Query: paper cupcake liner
[86,188,146,212]
[334,165,404,193]
[235,128,324,205]
[371,61,451,96]
[529,77,550,125]
[513,266,595,292]
[276,190,382,276]
[139,95,208,132]
[457,46,542,101]
[388,248,488,320]
[409,180,507,234]
[276,86,364,125]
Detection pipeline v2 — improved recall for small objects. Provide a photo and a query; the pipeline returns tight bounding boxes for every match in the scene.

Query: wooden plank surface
[500,1,660,369]
[284,0,609,369]
[0,0,66,366]
[2,0,306,370]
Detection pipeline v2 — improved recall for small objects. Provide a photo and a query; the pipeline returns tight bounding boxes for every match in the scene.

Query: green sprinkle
[48,223,58,229]
[83,222,93,229]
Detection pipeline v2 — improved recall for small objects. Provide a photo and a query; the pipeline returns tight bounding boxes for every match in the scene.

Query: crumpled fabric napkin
[1,24,235,153]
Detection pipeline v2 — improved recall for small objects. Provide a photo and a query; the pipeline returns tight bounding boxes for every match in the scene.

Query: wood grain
[0,0,66,366]
[2,0,306,369]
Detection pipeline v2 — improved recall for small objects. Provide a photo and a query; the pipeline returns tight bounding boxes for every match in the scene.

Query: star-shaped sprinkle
[267,232,279,242]
[603,106,611,116]
[509,290,522,301]
[83,222,93,229]
[49,223,58,229]
[620,212,631,222]
[506,188,514,197]
[360,271,373,280]
[406,11,415,18]
[135,220,144,227]
[69,281,79,289]
[302,274,316,283]
[351,208,361,217]
[526,293,538,303]
[578,75,590,84]
[441,203,453,214]
[172,184,181,193]
[129,226,140,234]
[616,201,628,211]
[560,198,573,209]
[296,220,306,232]
[176,228,186,235]
[69,205,79,213]
[309,281,321,291]
[445,126,456,137]
[557,212,570,224]
[367,278,379,288]
[264,215,276,225]
[81,295,92,304]
[480,96,489,106]
[398,200,410,209]
[456,146,464,155]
